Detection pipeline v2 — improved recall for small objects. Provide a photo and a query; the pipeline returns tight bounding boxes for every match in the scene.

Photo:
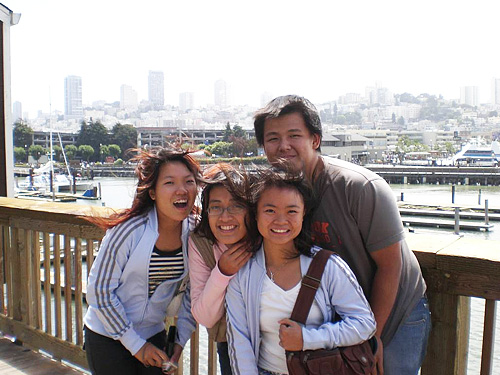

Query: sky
[9,0,500,118]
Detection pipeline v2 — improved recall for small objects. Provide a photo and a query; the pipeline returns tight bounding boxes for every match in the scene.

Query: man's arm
[369,241,402,337]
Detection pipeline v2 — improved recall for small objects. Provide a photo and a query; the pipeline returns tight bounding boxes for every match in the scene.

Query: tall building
[64,75,83,119]
[12,101,22,122]
[120,84,138,110]
[460,86,479,107]
[214,79,227,108]
[179,92,194,111]
[491,78,500,105]
[148,71,164,107]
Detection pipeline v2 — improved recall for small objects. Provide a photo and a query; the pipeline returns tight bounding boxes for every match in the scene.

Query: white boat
[16,161,94,194]
[452,140,500,167]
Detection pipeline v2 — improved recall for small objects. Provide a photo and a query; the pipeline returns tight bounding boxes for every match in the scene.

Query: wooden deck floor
[0,338,86,375]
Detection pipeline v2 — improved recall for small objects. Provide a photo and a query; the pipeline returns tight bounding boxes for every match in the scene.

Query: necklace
[267,259,290,283]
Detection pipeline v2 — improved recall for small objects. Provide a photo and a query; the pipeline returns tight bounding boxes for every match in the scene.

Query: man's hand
[134,342,167,368]
[218,242,252,276]
[278,318,303,351]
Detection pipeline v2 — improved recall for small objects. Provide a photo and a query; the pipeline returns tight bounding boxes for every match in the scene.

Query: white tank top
[258,275,323,374]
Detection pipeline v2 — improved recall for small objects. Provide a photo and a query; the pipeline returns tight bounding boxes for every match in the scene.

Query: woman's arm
[301,254,377,351]
[188,237,233,328]
[225,275,259,375]
[175,280,198,347]
[86,218,147,355]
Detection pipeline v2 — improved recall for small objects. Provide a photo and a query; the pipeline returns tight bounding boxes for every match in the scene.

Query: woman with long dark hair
[84,146,200,375]
[225,169,376,375]
[188,163,259,375]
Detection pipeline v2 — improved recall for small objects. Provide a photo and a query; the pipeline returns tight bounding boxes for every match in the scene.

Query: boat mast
[49,90,55,200]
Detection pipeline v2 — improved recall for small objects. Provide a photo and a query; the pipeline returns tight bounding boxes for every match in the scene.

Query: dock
[399,207,500,221]
[0,337,85,374]
[402,217,494,231]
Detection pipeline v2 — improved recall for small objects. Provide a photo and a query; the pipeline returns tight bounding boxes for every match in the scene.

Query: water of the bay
[82,177,500,374]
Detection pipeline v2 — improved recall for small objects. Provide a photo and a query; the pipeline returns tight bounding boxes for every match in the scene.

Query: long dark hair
[251,167,317,257]
[88,146,201,230]
[194,163,260,252]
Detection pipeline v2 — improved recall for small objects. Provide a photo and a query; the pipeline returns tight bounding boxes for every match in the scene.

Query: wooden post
[11,227,22,322]
[207,339,218,375]
[190,326,199,375]
[421,292,469,375]
[454,207,460,235]
[480,300,496,375]
[485,199,489,225]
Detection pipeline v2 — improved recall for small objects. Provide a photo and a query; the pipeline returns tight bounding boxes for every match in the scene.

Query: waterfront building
[136,126,255,147]
[320,131,372,161]
[64,75,83,119]
[460,86,479,107]
[148,70,164,108]
[120,84,138,110]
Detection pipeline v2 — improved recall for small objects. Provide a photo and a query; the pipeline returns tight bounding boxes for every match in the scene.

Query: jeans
[217,341,232,375]
[383,296,431,375]
[85,326,166,375]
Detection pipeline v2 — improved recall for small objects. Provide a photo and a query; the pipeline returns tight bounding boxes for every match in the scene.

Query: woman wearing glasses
[188,164,259,375]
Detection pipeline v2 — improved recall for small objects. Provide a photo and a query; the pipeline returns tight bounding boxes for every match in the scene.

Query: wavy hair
[194,163,260,252]
[87,146,201,230]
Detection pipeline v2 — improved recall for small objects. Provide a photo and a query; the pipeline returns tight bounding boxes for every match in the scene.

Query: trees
[99,144,109,161]
[14,147,27,163]
[206,141,233,157]
[232,125,246,138]
[77,119,109,161]
[13,120,33,148]
[65,145,78,160]
[111,123,137,159]
[108,144,121,159]
[53,145,63,162]
[28,145,45,160]
[222,123,233,142]
[78,145,95,162]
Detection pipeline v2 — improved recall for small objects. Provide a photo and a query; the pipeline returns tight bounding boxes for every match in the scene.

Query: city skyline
[10,0,500,118]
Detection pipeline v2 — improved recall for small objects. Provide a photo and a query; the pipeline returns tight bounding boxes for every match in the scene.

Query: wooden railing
[0,197,498,374]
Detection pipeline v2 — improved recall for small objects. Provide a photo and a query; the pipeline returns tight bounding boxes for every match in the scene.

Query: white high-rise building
[460,86,479,107]
[491,78,500,105]
[179,92,194,111]
[12,101,22,122]
[148,71,164,107]
[120,84,138,110]
[64,75,83,119]
[214,79,227,108]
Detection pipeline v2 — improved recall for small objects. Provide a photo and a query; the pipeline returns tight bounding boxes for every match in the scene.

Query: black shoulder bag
[286,249,377,375]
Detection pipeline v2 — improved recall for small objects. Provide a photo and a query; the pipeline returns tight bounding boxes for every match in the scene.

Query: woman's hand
[218,242,252,276]
[372,336,384,375]
[134,342,167,368]
[278,318,303,351]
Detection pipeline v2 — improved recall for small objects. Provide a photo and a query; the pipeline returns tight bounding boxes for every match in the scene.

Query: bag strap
[290,249,333,324]
[190,232,216,270]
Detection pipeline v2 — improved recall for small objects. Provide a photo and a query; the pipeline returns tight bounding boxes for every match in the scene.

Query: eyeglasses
[207,204,246,216]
